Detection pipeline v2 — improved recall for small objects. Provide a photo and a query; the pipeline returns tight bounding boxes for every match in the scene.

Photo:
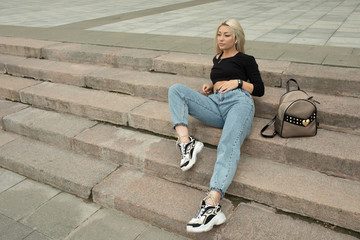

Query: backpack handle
[260,117,277,138]
[286,78,300,92]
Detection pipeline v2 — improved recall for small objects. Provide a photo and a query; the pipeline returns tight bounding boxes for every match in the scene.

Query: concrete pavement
[0,167,190,240]
[0,0,359,67]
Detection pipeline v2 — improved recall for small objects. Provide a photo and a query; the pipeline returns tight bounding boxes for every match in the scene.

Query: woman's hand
[202,83,213,95]
[217,80,238,93]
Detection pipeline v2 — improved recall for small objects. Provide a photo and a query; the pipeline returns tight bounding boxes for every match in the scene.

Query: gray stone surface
[3,107,97,150]
[19,81,147,126]
[0,167,190,240]
[21,192,100,239]
[92,167,234,237]
[73,123,162,167]
[0,136,117,198]
[0,168,25,193]
[0,74,39,101]
[24,231,52,240]
[0,100,28,129]
[0,213,33,240]
[0,179,60,220]
[0,130,18,146]
[0,36,59,58]
[229,156,360,233]
[282,63,360,98]
[0,0,359,237]
[85,66,206,101]
[221,203,359,240]
[6,57,107,87]
[66,208,190,240]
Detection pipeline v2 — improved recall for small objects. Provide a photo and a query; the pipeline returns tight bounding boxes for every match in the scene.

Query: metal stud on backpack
[261,79,319,138]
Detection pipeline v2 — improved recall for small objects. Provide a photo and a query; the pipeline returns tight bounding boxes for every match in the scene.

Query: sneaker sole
[186,212,226,233]
[181,141,204,172]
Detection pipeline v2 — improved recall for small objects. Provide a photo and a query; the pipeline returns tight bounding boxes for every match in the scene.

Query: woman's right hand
[202,83,213,95]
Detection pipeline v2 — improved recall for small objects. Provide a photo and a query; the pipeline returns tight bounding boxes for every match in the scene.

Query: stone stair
[0,37,359,239]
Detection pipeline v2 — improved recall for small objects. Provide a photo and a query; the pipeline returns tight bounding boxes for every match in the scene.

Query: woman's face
[217,25,235,51]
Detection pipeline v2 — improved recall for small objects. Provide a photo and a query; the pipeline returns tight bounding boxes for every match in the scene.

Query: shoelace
[176,136,192,158]
[193,193,218,219]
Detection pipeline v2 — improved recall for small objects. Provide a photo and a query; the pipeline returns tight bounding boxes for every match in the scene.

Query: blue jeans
[168,84,255,198]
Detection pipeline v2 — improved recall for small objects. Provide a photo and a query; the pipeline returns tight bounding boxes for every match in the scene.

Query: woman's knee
[168,83,185,95]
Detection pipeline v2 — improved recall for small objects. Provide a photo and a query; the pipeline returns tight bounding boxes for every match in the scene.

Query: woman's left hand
[217,80,238,93]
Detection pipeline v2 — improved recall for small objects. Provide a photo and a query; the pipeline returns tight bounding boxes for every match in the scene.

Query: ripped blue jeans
[168,84,255,198]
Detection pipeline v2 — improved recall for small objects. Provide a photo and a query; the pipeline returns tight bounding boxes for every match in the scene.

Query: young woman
[168,18,264,233]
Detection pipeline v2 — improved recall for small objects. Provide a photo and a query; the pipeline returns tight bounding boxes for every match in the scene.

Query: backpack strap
[260,116,277,138]
[286,78,300,92]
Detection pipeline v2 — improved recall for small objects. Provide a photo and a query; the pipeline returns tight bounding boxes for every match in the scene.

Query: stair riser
[10,88,360,181]
[229,181,360,233]
[2,59,359,132]
[0,136,117,199]
[2,103,360,233]
[5,106,358,186]
[92,167,233,239]
[2,41,359,97]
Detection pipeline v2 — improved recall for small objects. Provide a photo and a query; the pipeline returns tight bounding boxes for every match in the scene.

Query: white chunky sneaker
[186,195,226,233]
[177,136,204,171]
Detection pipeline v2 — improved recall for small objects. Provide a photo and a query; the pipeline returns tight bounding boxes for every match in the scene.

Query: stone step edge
[93,164,360,236]
[0,130,118,199]
[1,62,359,135]
[3,101,359,183]
[2,81,359,181]
[0,36,359,98]
[2,104,360,233]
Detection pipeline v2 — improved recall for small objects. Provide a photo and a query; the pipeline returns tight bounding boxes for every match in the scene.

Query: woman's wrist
[237,79,243,89]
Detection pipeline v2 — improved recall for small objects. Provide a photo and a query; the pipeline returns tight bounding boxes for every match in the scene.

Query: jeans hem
[173,123,188,129]
[209,187,225,200]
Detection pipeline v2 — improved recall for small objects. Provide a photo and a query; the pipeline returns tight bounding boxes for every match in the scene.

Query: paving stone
[0,74,40,101]
[92,167,234,238]
[66,208,189,240]
[277,46,330,64]
[0,168,25,193]
[0,213,33,240]
[0,179,60,221]
[221,203,359,240]
[324,54,360,68]
[137,225,191,240]
[24,231,52,240]
[3,107,97,150]
[65,208,146,240]
[21,192,100,240]
[0,136,117,198]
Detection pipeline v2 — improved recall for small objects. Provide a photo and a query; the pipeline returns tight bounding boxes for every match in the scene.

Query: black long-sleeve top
[210,52,265,97]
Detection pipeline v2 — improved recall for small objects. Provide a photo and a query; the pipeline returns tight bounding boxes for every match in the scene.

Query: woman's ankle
[178,135,191,143]
[205,191,221,206]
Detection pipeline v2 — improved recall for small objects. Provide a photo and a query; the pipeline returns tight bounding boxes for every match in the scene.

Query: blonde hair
[215,18,245,54]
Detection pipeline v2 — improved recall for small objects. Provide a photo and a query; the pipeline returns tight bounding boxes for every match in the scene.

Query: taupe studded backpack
[261,79,319,138]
